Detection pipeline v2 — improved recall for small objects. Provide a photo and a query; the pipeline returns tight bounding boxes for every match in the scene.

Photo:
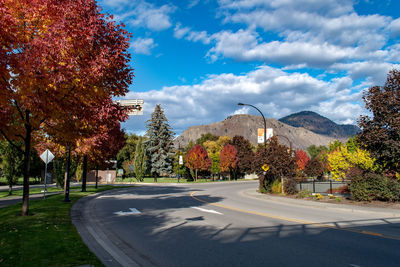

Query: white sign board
[115,99,144,116]
[179,155,183,165]
[257,128,273,144]
[40,149,55,164]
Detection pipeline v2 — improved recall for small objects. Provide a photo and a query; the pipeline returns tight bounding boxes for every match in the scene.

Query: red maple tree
[184,144,211,181]
[295,149,309,171]
[219,144,238,180]
[0,0,132,215]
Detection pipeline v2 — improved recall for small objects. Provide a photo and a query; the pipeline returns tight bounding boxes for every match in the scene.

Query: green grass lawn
[0,186,85,198]
[0,185,132,267]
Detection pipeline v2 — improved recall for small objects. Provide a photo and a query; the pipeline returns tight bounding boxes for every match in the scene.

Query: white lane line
[114,208,141,215]
[191,206,223,215]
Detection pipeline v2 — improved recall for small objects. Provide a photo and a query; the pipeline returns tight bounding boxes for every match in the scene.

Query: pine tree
[145,105,175,182]
[134,137,146,182]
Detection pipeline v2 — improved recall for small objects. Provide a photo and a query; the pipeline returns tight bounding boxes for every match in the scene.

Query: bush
[297,190,312,198]
[283,177,298,195]
[271,179,282,194]
[350,171,400,201]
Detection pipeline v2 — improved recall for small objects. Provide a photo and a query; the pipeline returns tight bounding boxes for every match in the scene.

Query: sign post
[178,155,183,183]
[40,149,55,199]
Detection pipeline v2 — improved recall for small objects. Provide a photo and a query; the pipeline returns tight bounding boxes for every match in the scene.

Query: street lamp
[238,103,267,147]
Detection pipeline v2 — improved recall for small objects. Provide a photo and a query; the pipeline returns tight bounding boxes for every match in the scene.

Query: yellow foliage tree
[328,145,377,181]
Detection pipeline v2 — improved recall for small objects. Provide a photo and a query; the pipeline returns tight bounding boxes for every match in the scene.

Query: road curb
[71,188,157,267]
[241,189,400,217]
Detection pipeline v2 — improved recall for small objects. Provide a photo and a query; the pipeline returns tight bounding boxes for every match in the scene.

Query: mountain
[278,111,359,139]
[175,114,342,150]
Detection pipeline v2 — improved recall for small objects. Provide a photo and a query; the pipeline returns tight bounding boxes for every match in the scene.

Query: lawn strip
[0,185,133,267]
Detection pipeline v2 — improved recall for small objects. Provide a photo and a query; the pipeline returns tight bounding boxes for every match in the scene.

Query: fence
[297,180,350,195]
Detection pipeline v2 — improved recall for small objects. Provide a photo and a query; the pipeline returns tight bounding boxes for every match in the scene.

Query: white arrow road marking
[191,206,223,215]
[114,208,141,215]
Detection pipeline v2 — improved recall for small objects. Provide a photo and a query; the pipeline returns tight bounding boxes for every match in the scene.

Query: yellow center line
[190,191,400,241]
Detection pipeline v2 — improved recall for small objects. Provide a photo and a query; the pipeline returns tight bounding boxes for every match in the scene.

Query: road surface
[72,181,400,267]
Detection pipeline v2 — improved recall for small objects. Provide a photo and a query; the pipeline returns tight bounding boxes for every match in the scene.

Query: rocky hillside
[175,114,342,150]
[279,111,359,139]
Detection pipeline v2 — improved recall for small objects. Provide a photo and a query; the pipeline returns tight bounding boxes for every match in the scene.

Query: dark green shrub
[350,170,400,202]
[283,177,298,195]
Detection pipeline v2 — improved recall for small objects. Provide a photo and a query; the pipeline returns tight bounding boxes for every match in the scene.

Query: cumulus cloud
[389,18,400,37]
[102,0,175,31]
[130,37,156,55]
[122,65,363,134]
[174,23,211,44]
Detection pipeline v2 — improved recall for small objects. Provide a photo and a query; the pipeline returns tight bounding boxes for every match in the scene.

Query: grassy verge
[0,186,86,198]
[0,185,132,267]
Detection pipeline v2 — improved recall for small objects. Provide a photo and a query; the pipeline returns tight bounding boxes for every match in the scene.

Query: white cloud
[123,65,362,134]
[389,18,400,37]
[102,0,175,31]
[130,37,156,55]
[174,23,211,44]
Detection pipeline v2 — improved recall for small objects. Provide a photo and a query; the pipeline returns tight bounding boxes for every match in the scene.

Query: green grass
[0,186,85,198]
[0,185,132,267]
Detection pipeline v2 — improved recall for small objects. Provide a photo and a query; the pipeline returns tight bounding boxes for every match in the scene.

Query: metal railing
[297,180,350,195]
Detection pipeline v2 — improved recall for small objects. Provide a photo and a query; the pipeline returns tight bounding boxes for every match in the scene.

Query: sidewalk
[242,188,400,217]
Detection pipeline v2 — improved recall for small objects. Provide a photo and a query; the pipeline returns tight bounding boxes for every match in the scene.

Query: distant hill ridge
[278,111,360,139]
[175,114,344,150]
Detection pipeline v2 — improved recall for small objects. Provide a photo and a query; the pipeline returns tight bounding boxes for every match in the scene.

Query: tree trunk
[95,165,98,189]
[21,115,32,216]
[8,184,12,195]
[195,169,197,182]
[81,155,87,192]
[64,145,71,202]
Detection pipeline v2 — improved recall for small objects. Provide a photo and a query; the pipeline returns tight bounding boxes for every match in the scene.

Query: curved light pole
[238,103,267,147]
[276,134,292,152]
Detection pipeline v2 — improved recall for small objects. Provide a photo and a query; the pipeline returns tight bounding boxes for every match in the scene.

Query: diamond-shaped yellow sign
[262,164,269,172]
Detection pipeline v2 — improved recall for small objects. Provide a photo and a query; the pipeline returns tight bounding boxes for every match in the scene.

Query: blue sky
[99,0,400,136]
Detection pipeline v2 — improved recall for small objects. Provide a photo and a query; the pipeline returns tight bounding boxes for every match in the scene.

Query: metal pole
[64,145,71,202]
[43,159,47,199]
[238,103,267,147]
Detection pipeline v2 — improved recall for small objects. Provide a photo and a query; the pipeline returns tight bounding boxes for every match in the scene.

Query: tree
[145,105,175,182]
[117,134,140,171]
[134,137,146,182]
[0,140,23,195]
[295,149,309,171]
[184,145,211,181]
[253,136,296,191]
[196,133,219,146]
[306,145,328,159]
[203,136,230,179]
[230,135,254,177]
[358,69,400,174]
[304,157,324,180]
[327,144,377,181]
[0,0,132,215]
[219,144,238,180]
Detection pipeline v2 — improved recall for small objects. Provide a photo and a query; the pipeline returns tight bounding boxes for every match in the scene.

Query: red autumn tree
[230,135,254,178]
[0,0,132,215]
[219,144,238,181]
[184,144,211,181]
[295,149,309,171]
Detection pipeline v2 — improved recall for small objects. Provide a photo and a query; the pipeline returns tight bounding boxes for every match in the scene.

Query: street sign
[262,164,270,172]
[40,149,55,164]
[115,99,144,116]
[257,128,273,143]
[40,149,54,199]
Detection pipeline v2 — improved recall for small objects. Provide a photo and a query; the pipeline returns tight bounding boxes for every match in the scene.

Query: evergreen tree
[134,137,146,182]
[145,105,175,182]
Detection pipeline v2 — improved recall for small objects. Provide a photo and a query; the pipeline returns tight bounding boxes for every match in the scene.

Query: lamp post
[238,103,267,147]
[276,134,292,152]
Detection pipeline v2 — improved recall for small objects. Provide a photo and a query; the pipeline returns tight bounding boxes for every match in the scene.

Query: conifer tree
[145,105,174,182]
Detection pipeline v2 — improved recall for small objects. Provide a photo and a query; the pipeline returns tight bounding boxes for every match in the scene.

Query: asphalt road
[73,181,400,267]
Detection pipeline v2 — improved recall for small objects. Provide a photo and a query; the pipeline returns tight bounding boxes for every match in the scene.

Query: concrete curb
[71,188,157,267]
[241,189,400,217]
